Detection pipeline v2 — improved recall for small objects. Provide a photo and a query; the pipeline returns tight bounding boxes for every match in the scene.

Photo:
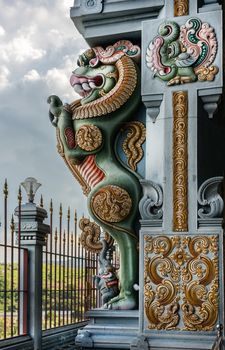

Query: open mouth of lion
[70,74,104,98]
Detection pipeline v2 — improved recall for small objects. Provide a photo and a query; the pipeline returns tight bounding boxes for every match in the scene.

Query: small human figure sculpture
[94,239,119,307]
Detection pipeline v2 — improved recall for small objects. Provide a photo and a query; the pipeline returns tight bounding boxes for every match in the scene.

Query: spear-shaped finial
[67,206,70,220]
[40,194,44,208]
[10,215,15,231]
[59,203,62,217]
[50,199,53,213]
[3,179,8,197]
[74,209,77,222]
[17,185,22,203]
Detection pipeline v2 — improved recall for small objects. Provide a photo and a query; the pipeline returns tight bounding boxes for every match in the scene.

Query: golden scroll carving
[79,217,113,253]
[173,91,188,232]
[174,0,189,17]
[144,235,219,331]
[76,124,102,151]
[91,185,132,223]
[122,121,146,171]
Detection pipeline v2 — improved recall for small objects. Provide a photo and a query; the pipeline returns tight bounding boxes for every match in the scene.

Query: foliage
[0,262,98,340]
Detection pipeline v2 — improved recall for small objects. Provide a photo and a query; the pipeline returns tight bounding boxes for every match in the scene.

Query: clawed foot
[168,75,195,86]
[103,292,137,310]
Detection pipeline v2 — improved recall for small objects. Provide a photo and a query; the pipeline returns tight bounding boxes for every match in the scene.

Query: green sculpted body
[48,41,142,309]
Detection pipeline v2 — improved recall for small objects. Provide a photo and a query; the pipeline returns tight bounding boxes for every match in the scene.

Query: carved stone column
[15,178,49,350]
[140,0,224,349]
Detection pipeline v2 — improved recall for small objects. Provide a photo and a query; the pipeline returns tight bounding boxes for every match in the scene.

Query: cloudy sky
[0,0,89,230]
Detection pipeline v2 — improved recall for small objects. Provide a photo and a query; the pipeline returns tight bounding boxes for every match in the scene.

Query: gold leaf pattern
[195,65,219,82]
[121,121,146,171]
[91,185,132,223]
[174,0,189,16]
[144,235,219,331]
[79,217,113,253]
[76,124,102,151]
[173,91,188,231]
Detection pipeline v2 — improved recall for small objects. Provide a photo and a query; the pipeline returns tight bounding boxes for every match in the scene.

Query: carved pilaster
[173,91,188,232]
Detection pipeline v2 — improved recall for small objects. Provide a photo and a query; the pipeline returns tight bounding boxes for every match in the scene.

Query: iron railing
[0,180,28,340]
[0,179,119,343]
[42,199,99,330]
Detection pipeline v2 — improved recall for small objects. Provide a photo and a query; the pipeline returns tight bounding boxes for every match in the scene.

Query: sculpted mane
[69,56,137,119]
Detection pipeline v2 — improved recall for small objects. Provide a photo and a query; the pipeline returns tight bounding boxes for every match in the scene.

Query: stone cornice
[70,0,164,45]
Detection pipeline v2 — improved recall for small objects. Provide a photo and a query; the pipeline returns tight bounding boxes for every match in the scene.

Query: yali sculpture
[48,41,145,309]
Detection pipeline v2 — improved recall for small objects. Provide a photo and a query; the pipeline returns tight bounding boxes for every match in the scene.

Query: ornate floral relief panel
[146,18,218,86]
[144,235,219,331]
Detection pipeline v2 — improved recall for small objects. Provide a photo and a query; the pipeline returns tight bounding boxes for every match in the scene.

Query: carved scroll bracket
[198,176,224,219]
[139,179,163,220]
[199,89,222,119]
[142,94,163,123]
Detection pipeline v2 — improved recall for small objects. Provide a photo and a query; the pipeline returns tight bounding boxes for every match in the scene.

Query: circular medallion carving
[76,124,102,151]
[91,185,132,223]
[85,0,96,7]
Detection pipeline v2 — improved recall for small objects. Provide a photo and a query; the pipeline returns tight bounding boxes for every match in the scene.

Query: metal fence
[0,179,120,343]
[0,179,120,344]
[0,180,28,340]
[42,200,99,330]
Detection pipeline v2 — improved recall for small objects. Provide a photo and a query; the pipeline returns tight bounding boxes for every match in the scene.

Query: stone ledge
[70,0,164,45]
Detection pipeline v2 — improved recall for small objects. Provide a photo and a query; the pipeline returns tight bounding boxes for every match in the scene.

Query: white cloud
[0,25,5,36]
[0,0,89,222]
[1,34,46,63]
[44,55,80,100]
[23,69,41,81]
[0,66,10,90]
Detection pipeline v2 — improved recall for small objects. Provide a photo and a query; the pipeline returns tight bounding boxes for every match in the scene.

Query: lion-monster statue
[48,41,144,310]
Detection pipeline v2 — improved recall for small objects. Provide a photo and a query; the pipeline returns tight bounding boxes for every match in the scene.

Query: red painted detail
[164,67,171,74]
[106,280,118,287]
[65,127,76,149]
[76,155,105,189]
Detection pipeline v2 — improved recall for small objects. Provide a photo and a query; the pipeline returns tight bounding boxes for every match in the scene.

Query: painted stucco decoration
[146,17,218,86]
[79,217,114,254]
[93,239,119,306]
[173,91,188,232]
[144,235,219,331]
[48,40,144,310]
[121,121,146,172]
[174,0,189,17]
[76,124,102,151]
[91,185,132,223]
[78,217,119,306]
